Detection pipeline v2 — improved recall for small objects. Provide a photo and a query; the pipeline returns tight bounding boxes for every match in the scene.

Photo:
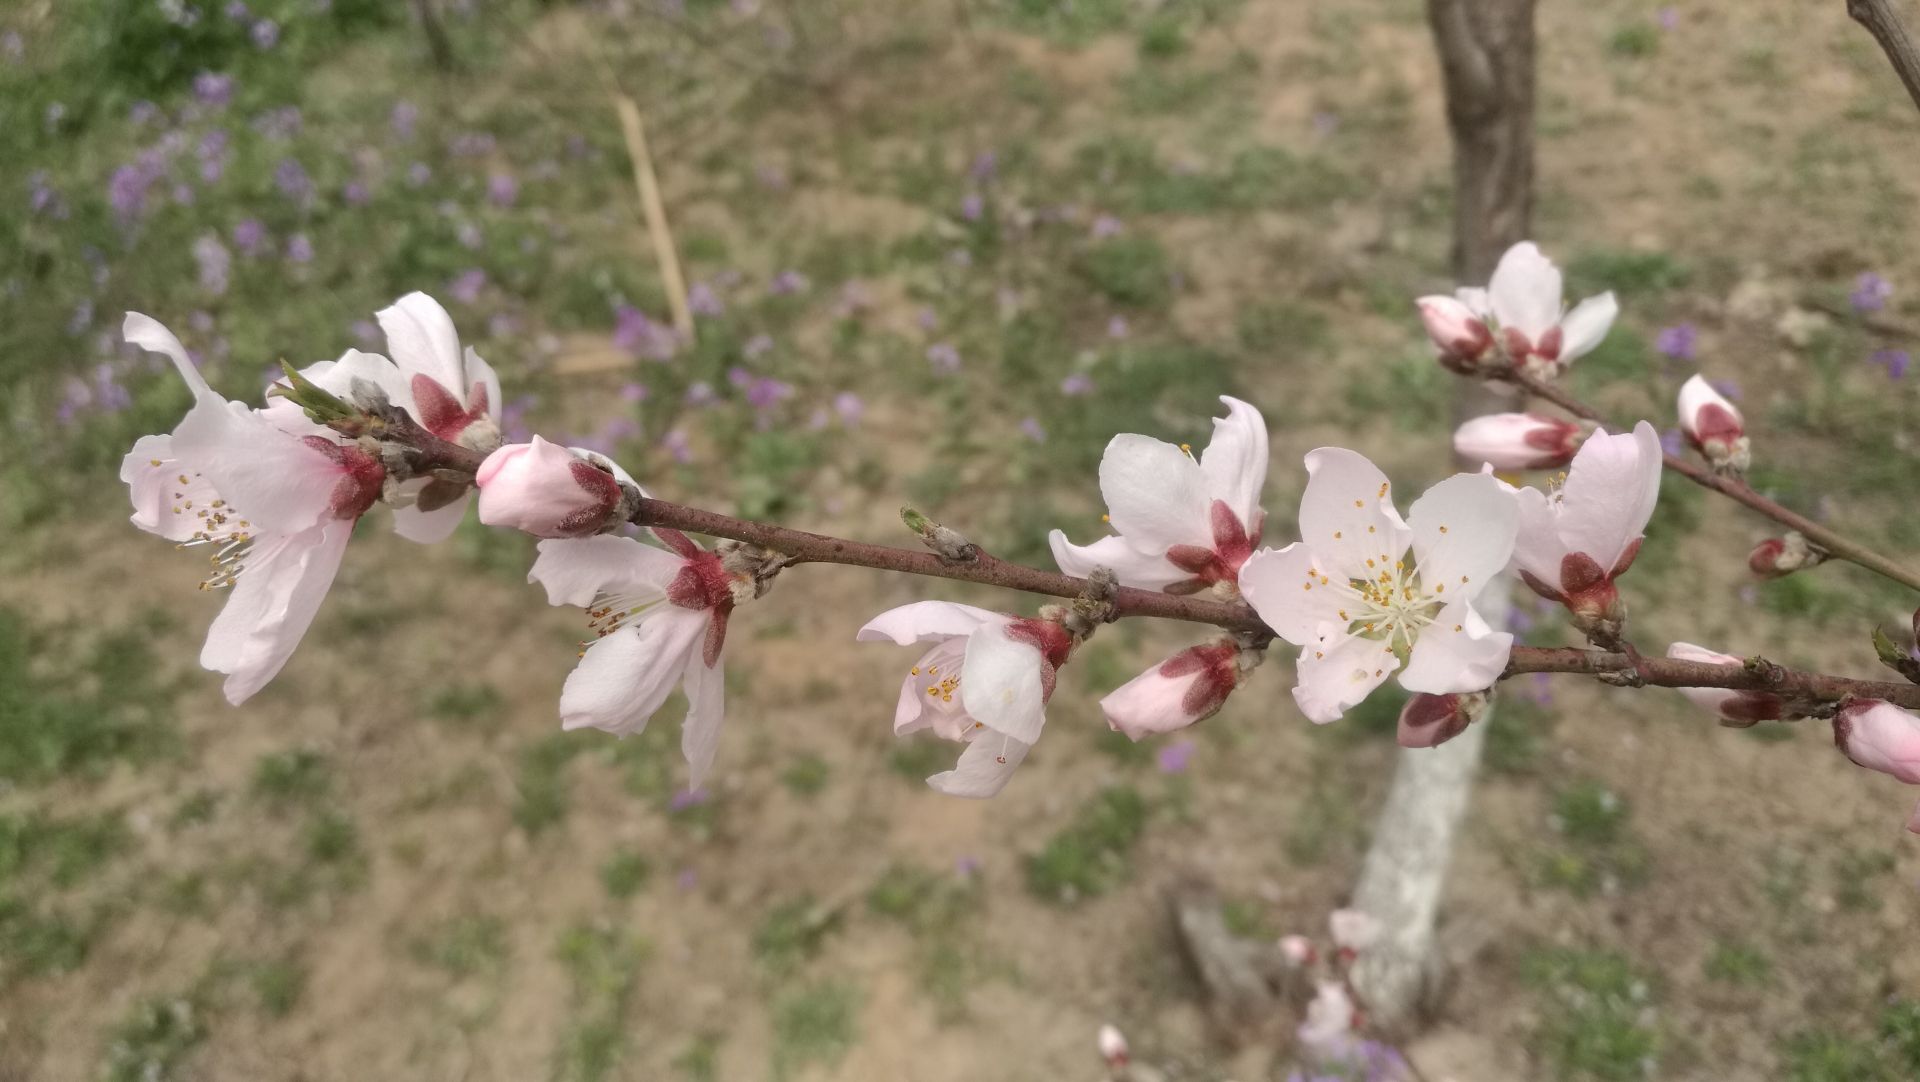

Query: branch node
[900,506,980,565]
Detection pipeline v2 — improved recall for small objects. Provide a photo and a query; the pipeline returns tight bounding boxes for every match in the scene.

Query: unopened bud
[1279,934,1316,966]
[1748,532,1823,579]
[1833,699,1920,784]
[1665,642,1787,727]
[1417,295,1493,369]
[1453,413,1583,471]
[1096,1023,1129,1068]
[1678,375,1750,474]
[1397,690,1489,748]
[475,436,629,538]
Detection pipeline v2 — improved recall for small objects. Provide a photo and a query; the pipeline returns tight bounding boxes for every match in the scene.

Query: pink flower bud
[1096,1023,1129,1067]
[1833,699,1920,785]
[1678,375,1749,472]
[475,436,626,538]
[1747,533,1822,579]
[1452,413,1582,471]
[1417,295,1493,368]
[1664,642,1785,727]
[1397,691,1488,747]
[1279,934,1316,966]
[1098,640,1240,741]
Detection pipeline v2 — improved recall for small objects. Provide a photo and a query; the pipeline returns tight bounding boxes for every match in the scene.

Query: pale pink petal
[856,600,1006,645]
[376,291,466,398]
[959,624,1047,744]
[1487,241,1562,340]
[1098,433,1212,552]
[200,520,352,704]
[1398,601,1512,694]
[1454,286,1492,318]
[1558,421,1662,568]
[1296,447,1411,580]
[1293,631,1400,724]
[680,652,726,787]
[123,435,218,541]
[1238,543,1363,647]
[170,402,344,534]
[1452,413,1580,471]
[1406,471,1516,602]
[894,639,976,740]
[1198,396,1269,532]
[1837,700,1920,784]
[1508,483,1569,589]
[1047,530,1187,592]
[528,535,683,607]
[559,608,706,736]
[124,312,213,401]
[391,485,470,544]
[1100,659,1217,740]
[927,731,1030,798]
[1418,294,1490,357]
[1556,292,1618,362]
[1666,641,1749,720]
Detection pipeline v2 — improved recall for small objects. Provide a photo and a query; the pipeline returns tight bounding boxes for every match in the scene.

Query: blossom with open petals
[528,528,736,785]
[476,437,630,538]
[1099,638,1246,740]
[1421,241,1618,375]
[1051,396,1268,595]
[1452,412,1583,471]
[1664,642,1785,726]
[1239,449,1517,724]
[1677,374,1749,473]
[121,314,385,704]
[857,601,1074,797]
[1509,421,1662,627]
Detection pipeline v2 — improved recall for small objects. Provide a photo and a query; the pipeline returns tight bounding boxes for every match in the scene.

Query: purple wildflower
[745,376,794,411]
[1659,427,1684,457]
[448,268,487,305]
[1871,348,1911,380]
[1157,739,1195,774]
[675,867,698,891]
[250,18,279,48]
[688,281,724,317]
[743,333,774,359]
[273,158,311,204]
[1108,315,1130,339]
[193,234,231,295]
[27,171,65,219]
[193,72,234,108]
[1657,6,1678,29]
[1090,214,1124,239]
[960,191,984,221]
[407,162,431,186]
[662,428,694,463]
[768,269,809,296]
[1852,272,1893,313]
[253,106,302,139]
[1311,111,1340,136]
[391,100,418,139]
[969,150,998,181]
[955,855,982,878]
[1,32,21,63]
[449,132,496,157]
[225,0,250,18]
[926,342,961,372]
[197,129,229,184]
[108,160,161,222]
[1060,373,1095,396]
[130,101,160,125]
[343,179,371,205]
[487,172,518,207]
[1020,417,1047,443]
[832,280,871,318]
[232,218,268,256]
[916,307,938,331]
[755,163,788,190]
[833,391,864,427]
[613,306,679,361]
[1654,323,1697,361]
[68,299,94,336]
[285,233,313,264]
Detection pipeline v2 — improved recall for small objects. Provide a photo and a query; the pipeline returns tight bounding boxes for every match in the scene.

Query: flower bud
[1099,640,1241,741]
[1096,1023,1129,1068]
[1833,699,1920,785]
[1417,295,1493,369]
[1664,642,1786,727]
[1452,413,1582,471]
[1677,375,1749,473]
[475,436,626,538]
[1747,532,1823,579]
[1397,690,1489,747]
[1279,934,1317,966]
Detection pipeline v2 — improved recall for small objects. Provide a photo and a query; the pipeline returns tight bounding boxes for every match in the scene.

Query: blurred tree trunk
[412,0,456,72]
[1347,0,1536,1033]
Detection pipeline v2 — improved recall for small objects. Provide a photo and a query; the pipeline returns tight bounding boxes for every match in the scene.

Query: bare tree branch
[1849,0,1920,114]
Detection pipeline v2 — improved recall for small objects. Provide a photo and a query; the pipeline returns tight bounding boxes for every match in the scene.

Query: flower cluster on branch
[117,241,1920,833]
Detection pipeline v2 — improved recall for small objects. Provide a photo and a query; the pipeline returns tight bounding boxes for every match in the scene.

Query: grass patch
[1524,948,1660,1080]
[1025,785,1148,903]
[771,979,859,1081]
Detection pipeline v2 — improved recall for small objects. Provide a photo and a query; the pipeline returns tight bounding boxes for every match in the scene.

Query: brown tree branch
[1497,369,1920,592]
[1849,0,1920,115]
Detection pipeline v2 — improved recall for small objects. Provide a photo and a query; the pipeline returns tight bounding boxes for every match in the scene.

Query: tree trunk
[1347,0,1536,1033]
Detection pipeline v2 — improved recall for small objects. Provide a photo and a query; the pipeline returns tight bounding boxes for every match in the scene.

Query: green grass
[251,749,332,808]
[553,923,648,1082]
[1025,785,1149,903]
[771,979,860,1081]
[1523,948,1660,1080]
[411,913,509,978]
[0,606,181,785]
[753,895,842,974]
[100,995,207,1082]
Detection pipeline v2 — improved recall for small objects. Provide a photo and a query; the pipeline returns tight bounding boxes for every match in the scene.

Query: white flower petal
[391,485,470,544]
[559,608,706,736]
[1398,601,1512,694]
[1487,241,1562,339]
[927,732,1030,798]
[856,600,1007,645]
[1292,631,1400,724]
[1557,292,1618,362]
[1557,421,1662,569]
[681,652,726,788]
[124,312,213,401]
[959,625,1047,744]
[1297,447,1411,580]
[465,346,503,418]
[1047,530,1187,592]
[1238,543,1362,647]
[1508,483,1569,589]
[200,520,352,705]
[377,291,467,397]
[528,535,682,607]
[1098,433,1211,552]
[1198,396,1269,533]
[170,400,346,535]
[1406,471,1517,601]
